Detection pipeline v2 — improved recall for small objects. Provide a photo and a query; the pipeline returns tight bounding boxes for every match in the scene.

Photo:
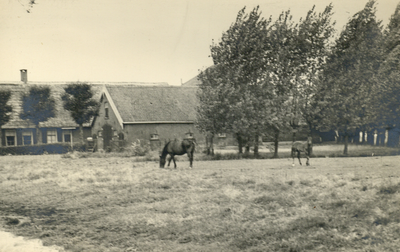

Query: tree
[292,4,335,136]
[371,3,400,132]
[0,90,13,147]
[254,5,334,157]
[317,0,383,154]
[196,66,229,155]
[197,5,335,157]
[62,82,99,145]
[20,86,56,144]
[199,6,273,155]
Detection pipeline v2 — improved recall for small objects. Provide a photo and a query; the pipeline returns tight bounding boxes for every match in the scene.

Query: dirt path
[0,230,64,252]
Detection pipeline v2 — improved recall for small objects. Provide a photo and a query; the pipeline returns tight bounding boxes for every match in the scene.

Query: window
[218,133,227,138]
[64,133,71,142]
[105,102,109,119]
[7,136,15,146]
[47,130,57,143]
[185,132,194,139]
[5,130,16,146]
[22,131,33,145]
[62,129,73,144]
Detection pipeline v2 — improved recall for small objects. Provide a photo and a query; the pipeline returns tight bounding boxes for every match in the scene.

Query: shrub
[128,140,150,156]
[0,143,72,155]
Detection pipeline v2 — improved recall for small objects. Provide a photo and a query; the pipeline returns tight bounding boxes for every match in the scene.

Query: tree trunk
[79,124,84,145]
[273,129,279,158]
[206,135,210,155]
[0,130,2,147]
[237,134,243,154]
[254,133,259,157]
[343,134,349,155]
[206,133,214,156]
[245,136,250,154]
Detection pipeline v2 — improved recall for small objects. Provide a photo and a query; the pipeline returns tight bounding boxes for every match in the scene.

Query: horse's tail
[191,140,196,153]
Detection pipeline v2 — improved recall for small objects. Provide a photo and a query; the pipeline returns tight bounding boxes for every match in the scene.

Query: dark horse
[159,139,195,169]
[291,136,313,166]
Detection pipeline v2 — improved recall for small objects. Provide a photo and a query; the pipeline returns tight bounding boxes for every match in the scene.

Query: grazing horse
[159,139,195,169]
[291,137,313,166]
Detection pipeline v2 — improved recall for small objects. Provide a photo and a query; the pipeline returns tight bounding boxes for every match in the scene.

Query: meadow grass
[0,155,399,251]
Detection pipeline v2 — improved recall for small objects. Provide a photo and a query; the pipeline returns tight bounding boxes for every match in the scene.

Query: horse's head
[159,155,166,168]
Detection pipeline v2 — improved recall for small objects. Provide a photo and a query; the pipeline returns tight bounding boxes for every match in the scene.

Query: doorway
[103,124,113,151]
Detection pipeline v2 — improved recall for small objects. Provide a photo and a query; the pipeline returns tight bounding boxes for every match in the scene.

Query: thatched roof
[0,81,168,129]
[181,75,202,86]
[0,83,101,128]
[104,85,198,123]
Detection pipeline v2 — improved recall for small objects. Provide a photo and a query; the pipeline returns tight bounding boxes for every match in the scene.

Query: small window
[62,129,72,143]
[64,134,71,142]
[185,132,194,139]
[22,131,33,145]
[47,130,57,143]
[23,135,31,145]
[150,134,159,140]
[105,102,109,119]
[6,136,15,146]
[5,130,16,146]
[218,133,227,138]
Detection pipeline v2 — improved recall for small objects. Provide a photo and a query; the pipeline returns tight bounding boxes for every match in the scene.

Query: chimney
[20,69,28,83]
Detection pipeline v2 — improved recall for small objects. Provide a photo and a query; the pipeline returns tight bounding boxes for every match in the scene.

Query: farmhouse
[0,70,174,153]
[0,69,234,154]
[91,85,204,151]
[0,82,95,150]
[0,70,103,152]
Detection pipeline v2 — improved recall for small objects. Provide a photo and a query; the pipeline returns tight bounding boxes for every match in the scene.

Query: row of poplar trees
[0,83,99,146]
[196,0,400,156]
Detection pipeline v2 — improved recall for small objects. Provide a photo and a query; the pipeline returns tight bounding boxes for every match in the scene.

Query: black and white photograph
[1,0,400,251]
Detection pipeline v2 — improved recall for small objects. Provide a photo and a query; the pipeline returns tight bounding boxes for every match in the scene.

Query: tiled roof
[105,85,198,123]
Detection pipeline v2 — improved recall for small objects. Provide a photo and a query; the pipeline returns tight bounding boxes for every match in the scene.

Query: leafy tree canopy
[20,86,56,126]
[62,82,99,126]
[0,90,13,127]
[317,0,383,154]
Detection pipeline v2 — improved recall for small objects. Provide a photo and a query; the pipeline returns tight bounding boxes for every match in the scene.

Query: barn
[91,84,205,151]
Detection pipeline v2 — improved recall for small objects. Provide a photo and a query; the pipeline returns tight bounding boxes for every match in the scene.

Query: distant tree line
[196,0,400,155]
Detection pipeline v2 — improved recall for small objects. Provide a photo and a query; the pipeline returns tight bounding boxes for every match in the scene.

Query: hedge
[0,143,86,155]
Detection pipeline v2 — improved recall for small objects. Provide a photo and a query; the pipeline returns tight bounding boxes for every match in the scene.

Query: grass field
[0,149,400,251]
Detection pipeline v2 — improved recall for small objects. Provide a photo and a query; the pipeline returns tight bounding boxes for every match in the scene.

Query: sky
[0,0,399,86]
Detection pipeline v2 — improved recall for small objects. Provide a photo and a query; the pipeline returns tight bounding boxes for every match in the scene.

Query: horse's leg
[291,148,295,165]
[171,155,177,169]
[167,155,172,167]
[187,152,193,168]
[297,151,302,165]
[306,153,310,166]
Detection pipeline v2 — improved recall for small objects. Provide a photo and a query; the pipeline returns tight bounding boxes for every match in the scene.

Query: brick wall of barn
[123,123,204,151]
